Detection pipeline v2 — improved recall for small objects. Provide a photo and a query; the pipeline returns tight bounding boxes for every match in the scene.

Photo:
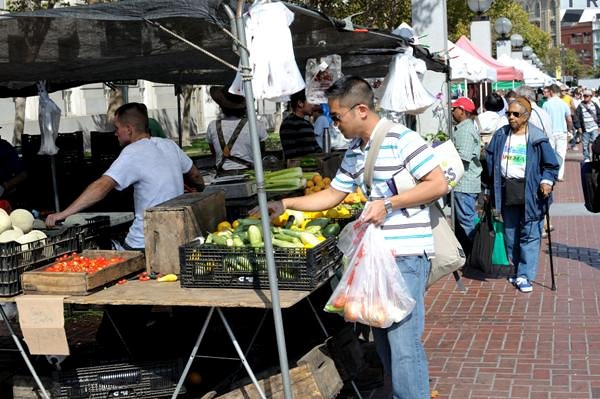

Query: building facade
[517,0,562,48]
[562,21,595,66]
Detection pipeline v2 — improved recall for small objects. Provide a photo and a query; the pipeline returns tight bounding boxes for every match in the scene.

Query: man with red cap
[450,97,482,253]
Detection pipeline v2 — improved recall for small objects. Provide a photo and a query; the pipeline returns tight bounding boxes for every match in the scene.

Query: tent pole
[233,2,293,399]
[175,84,183,147]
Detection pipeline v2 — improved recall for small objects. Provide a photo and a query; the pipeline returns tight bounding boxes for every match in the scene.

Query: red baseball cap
[451,97,476,113]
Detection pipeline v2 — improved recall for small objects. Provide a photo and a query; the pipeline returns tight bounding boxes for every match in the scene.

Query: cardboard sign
[15,295,69,355]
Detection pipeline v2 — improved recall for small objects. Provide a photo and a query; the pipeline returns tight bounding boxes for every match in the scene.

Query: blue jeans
[372,255,430,399]
[453,192,478,240]
[582,129,599,160]
[502,205,544,281]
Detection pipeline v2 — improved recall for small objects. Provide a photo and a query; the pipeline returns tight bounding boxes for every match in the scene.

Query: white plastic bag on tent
[379,49,436,115]
[305,55,343,104]
[37,81,61,156]
[229,2,305,101]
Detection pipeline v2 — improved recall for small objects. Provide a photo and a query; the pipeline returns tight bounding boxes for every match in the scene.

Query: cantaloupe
[10,209,34,234]
[0,211,11,234]
[0,229,24,243]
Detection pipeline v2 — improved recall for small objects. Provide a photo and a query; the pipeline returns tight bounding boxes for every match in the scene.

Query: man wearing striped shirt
[263,76,448,398]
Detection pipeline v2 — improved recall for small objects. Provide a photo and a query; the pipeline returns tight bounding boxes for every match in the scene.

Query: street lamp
[522,45,533,59]
[468,0,493,16]
[468,0,494,57]
[494,17,512,39]
[510,33,524,59]
[494,17,512,58]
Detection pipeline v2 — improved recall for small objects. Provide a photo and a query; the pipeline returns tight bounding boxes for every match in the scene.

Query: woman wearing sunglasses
[484,97,559,293]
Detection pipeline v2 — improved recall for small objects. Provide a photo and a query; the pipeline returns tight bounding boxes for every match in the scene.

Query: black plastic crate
[180,236,342,290]
[52,359,183,399]
[225,197,258,221]
[0,228,79,297]
[75,216,112,250]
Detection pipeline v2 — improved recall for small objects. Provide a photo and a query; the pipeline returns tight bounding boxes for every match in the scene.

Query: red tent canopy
[455,36,523,81]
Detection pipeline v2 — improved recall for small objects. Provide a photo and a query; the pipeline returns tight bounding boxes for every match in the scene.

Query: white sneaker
[584,158,591,163]
[515,277,533,293]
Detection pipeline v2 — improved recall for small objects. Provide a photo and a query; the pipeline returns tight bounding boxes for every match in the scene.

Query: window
[535,1,541,18]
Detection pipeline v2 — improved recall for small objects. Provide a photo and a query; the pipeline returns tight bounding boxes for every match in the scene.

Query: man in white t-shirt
[46,103,205,249]
[543,84,573,181]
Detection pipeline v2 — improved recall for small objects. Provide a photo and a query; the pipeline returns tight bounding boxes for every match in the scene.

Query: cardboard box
[21,250,144,296]
[16,295,69,356]
[144,192,225,275]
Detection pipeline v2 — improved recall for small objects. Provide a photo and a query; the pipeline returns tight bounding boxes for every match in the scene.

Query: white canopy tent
[447,41,497,82]
[497,54,556,88]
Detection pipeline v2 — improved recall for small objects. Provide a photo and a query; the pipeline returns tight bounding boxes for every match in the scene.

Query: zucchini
[273,233,302,244]
[323,223,341,237]
[238,218,261,226]
[306,217,331,229]
[272,238,304,248]
[248,225,262,246]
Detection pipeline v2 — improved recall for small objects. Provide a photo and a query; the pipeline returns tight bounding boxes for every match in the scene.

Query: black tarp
[0,0,447,97]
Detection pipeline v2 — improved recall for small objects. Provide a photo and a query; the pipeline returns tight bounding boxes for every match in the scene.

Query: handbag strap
[364,119,394,197]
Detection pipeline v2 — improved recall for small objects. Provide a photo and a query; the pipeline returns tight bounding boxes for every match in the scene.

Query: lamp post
[468,0,494,57]
[510,33,523,59]
[494,16,512,59]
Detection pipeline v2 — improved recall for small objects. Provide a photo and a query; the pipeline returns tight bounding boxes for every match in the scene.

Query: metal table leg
[217,308,267,399]
[0,304,50,399]
[171,307,215,399]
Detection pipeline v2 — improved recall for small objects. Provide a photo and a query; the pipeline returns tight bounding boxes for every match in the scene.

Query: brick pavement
[426,150,600,399]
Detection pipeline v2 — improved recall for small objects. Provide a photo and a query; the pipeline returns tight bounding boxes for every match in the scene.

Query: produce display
[45,253,126,274]
[0,208,47,248]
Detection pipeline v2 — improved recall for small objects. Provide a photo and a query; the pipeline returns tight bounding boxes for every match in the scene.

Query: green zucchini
[323,223,341,237]
[306,218,331,229]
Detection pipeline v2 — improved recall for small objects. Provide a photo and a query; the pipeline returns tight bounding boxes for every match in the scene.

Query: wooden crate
[144,192,225,275]
[21,250,144,296]
[212,344,342,399]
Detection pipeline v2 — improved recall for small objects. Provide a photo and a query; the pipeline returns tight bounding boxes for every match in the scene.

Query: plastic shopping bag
[305,54,343,104]
[325,223,415,329]
[37,81,61,156]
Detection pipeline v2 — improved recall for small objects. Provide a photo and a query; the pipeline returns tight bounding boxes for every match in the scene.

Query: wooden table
[1,279,332,399]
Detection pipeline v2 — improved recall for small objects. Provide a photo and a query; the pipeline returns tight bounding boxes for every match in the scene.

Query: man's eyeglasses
[507,111,526,118]
[584,95,592,98]
[331,104,360,124]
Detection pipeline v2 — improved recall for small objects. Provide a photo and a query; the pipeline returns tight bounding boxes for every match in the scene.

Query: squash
[0,228,24,243]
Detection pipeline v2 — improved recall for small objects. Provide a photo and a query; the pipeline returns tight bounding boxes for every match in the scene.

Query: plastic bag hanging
[37,81,61,156]
[305,55,343,104]
[228,2,305,101]
[326,222,415,328]
[379,49,436,115]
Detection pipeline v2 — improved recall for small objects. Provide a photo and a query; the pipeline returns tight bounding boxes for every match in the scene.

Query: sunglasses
[584,95,592,97]
[331,104,360,124]
[507,111,525,118]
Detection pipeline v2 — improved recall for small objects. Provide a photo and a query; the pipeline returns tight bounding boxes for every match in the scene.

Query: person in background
[450,97,482,254]
[477,92,508,146]
[257,76,448,398]
[206,86,267,176]
[543,84,573,182]
[574,89,600,163]
[313,104,351,151]
[516,86,553,135]
[592,88,600,108]
[485,97,559,293]
[0,135,27,212]
[46,102,205,250]
[279,90,320,159]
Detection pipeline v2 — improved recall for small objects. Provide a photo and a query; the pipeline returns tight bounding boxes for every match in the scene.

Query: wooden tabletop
[2,280,319,309]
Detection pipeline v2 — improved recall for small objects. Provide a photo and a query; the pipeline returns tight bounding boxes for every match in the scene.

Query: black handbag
[466,205,495,274]
[503,178,526,206]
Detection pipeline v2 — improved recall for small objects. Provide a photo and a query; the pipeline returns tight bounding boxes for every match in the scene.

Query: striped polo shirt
[330,118,439,257]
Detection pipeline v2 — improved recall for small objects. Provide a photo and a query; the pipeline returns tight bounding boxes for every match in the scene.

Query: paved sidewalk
[426,150,600,399]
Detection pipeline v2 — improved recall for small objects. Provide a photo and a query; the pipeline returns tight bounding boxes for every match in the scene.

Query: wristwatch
[384,198,393,215]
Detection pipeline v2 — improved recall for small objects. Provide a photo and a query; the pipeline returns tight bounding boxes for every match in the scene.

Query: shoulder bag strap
[364,119,394,197]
